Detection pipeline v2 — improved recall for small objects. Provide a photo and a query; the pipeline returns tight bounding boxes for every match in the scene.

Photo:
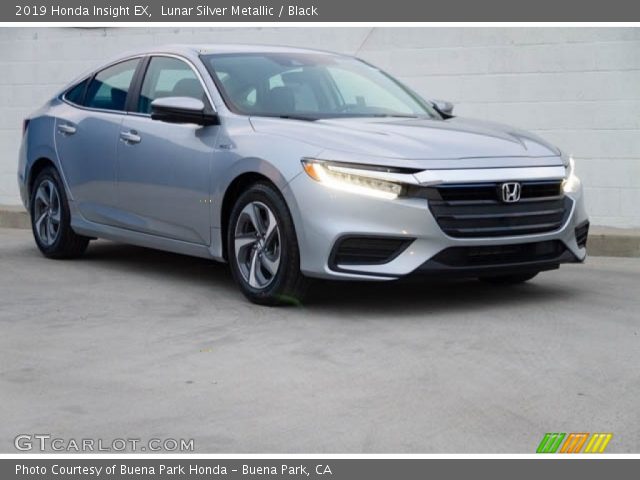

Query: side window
[63,78,89,105]
[137,57,207,114]
[84,59,139,112]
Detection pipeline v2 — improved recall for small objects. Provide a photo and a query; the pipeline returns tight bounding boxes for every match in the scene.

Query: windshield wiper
[255,113,424,121]
[327,113,426,119]
[277,115,318,121]
[254,114,318,122]
[369,114,423,118]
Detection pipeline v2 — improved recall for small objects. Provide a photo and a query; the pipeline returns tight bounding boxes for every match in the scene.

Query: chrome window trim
[59,55,145,115]
[59,52,216,117]
[133,53,217,116]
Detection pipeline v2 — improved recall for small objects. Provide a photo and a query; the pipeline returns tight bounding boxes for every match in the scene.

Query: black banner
[7,0,640,22]
[4,459,640,479]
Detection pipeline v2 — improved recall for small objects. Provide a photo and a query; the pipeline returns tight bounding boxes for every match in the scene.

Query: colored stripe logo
[537,433,565,453]
[537,433,612,453]
[584,433,613,453]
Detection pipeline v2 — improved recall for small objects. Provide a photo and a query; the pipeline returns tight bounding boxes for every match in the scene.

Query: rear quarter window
[63,79,89,105]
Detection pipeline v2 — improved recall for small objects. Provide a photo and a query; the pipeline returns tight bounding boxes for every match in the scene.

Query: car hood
[250,116,561,161]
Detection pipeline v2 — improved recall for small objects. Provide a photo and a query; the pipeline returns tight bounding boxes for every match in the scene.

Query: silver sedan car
[18,44,589,305]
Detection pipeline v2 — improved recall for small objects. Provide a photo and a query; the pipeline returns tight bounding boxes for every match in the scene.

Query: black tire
[479,272,539,285]
[30,166,89,259]
[227,182,309,305]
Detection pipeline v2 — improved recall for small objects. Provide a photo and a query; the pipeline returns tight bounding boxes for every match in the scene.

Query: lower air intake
[575,221,589,248]
[331,236,413,266]
[430,240,567,268]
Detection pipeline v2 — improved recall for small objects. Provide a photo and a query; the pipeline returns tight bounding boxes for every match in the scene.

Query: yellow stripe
[591,434,605,453]
[598,434,612,453]
[584,434,598,453]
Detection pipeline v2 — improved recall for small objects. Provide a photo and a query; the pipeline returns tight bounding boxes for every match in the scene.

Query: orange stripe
[560,434,576,453]
[572,433,589,453]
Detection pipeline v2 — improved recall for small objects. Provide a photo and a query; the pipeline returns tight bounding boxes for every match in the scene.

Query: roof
[190,44,343,56]
[119,43,345,58]
[58,44,349,95]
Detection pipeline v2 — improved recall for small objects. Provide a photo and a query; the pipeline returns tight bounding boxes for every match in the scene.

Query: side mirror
[432,99,454,117]
[151,97,219,126]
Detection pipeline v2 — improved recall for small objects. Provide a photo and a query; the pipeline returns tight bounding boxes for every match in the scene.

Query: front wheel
[478,272,539,285]
[227,182,309,305]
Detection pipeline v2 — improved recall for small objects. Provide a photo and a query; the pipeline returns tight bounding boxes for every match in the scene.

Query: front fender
[207,119,322,259]
[210,124,323,230]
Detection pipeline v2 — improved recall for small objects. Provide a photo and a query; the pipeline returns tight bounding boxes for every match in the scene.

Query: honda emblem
[501,182,521,203]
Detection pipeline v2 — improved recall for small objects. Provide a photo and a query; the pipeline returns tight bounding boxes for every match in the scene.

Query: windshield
[201,52,441,120]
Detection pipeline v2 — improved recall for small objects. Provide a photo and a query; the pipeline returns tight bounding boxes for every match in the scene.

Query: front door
[116,56,218,245]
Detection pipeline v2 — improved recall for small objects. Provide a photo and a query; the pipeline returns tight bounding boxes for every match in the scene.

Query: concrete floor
[0,227,638,453]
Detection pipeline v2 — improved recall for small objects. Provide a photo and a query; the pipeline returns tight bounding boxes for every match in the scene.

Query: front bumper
[284,172,589,280]
[413,239,580,278]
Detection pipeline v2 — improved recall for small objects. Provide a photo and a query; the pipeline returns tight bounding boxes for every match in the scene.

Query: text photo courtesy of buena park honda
[1,27,639,454]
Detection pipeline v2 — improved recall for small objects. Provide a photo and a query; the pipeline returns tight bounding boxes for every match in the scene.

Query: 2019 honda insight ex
[18,45,589,304]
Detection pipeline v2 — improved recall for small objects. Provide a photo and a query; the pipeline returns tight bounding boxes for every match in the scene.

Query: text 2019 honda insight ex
[18,45,589,304]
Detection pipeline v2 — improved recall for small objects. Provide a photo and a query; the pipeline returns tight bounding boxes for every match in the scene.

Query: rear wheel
[30,166,89,259]
[227,182,309,305]
[478,272,539,285]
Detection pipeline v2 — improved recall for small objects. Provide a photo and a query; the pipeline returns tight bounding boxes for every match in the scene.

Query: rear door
[116,55,217,245]
[54,58,141,225]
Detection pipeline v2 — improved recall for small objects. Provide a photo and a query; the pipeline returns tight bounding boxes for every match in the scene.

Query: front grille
[426,180,571,238]
[331,236,413,266]
[436,180,562,202]
[575,221,589,248]
[430,241,566,268]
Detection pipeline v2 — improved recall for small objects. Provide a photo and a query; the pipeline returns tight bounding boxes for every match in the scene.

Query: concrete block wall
[1,27,639,227]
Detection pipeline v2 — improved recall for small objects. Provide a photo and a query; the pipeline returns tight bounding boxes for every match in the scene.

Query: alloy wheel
[33,179,61,246]
[234,201,281,289]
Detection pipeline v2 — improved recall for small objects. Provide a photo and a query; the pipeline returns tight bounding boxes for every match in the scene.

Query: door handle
[120,130,141,144]
[57,124,76,135]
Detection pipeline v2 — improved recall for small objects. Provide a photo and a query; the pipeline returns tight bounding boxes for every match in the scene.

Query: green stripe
[547,433,566,453]
[537,433,566,453]
[536,433,553,453]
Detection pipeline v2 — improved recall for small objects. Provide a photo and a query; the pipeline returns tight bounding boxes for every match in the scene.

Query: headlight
[301,159,405,200]
[562,156,580,193]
